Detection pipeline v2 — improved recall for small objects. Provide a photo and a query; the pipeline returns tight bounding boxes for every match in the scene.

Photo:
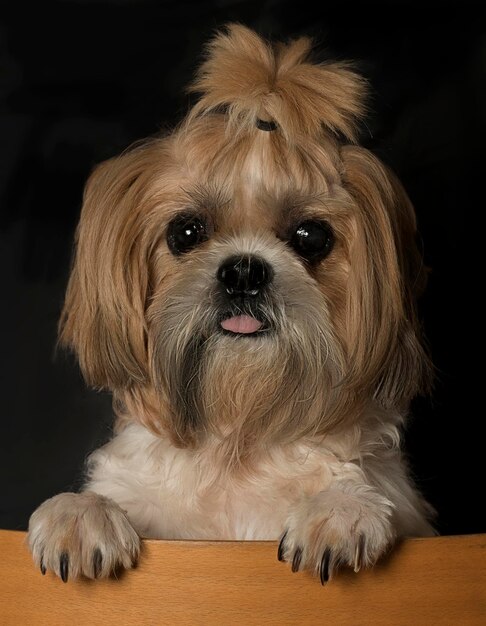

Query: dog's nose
[217,255,272,297]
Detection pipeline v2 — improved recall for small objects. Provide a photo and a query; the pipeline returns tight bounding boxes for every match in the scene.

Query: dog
[28,23,436,584]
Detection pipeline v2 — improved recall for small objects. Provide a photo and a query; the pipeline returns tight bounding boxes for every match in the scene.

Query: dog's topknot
[187,23,368,144]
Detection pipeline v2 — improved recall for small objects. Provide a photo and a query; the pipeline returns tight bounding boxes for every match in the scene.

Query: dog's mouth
[220,313,263,335]
[218,309,269,337]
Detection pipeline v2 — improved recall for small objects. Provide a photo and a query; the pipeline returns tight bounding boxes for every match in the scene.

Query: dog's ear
[59,144,159,390]
[188,23,367,143]
[340,145,432,407]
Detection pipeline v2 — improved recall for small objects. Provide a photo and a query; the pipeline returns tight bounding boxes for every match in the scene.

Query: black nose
[217,255,272,297]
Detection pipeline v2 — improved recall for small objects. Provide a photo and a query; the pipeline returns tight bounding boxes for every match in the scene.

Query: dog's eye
[289,220,334,262]
[167,214,208,256]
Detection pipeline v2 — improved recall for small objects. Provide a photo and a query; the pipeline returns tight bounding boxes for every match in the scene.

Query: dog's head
[60,24,431,450]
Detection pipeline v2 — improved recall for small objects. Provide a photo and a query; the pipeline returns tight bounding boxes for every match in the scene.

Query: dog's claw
[60,552,69,583]
[320,548,332,585]
[291,547,303,573]
[277,530,288,562]
[93,548,103,578]
[40,554,46,575]
[354,534,366,572]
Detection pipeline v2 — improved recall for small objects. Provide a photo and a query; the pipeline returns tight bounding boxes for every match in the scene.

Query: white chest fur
[85,423,353,541]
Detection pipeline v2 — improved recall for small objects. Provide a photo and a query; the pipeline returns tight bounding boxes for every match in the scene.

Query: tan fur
[188,23,367,143]
[30,24,435,583]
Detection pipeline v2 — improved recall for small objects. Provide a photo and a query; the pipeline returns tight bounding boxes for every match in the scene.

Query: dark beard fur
[152,302,347,454]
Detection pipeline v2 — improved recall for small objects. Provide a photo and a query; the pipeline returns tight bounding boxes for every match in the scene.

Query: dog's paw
[28,491,140,581]
[278,484,395,583]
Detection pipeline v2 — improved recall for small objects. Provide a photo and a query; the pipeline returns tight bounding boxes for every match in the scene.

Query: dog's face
[59,25,430,452]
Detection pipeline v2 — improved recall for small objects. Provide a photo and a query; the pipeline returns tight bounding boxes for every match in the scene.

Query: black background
[1,1,484,535]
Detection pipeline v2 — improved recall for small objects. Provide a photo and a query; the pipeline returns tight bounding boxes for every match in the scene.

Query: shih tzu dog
[28,23,435,584]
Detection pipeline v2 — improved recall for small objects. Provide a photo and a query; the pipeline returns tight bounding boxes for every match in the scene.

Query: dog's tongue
[221,314,263,334]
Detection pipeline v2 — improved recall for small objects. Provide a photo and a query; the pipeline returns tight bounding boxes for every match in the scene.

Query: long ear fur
[58,143,161,390]
[341,145,432,407]
[188,23,367,143]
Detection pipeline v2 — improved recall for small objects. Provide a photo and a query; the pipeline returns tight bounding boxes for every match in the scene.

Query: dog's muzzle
[216,254,273,335]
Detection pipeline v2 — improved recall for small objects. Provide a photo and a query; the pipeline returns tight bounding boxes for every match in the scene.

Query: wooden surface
[0,530,485,625]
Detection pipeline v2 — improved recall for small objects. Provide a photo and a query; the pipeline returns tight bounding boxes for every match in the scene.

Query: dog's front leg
[28,491,140,581]
[278,471,396,583]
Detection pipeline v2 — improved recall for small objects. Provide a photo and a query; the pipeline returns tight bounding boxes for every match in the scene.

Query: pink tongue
[221,314,263,334]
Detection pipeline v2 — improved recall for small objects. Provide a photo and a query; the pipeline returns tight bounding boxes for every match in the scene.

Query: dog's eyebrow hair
[279,191,333,217]
[181,184,231,213]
